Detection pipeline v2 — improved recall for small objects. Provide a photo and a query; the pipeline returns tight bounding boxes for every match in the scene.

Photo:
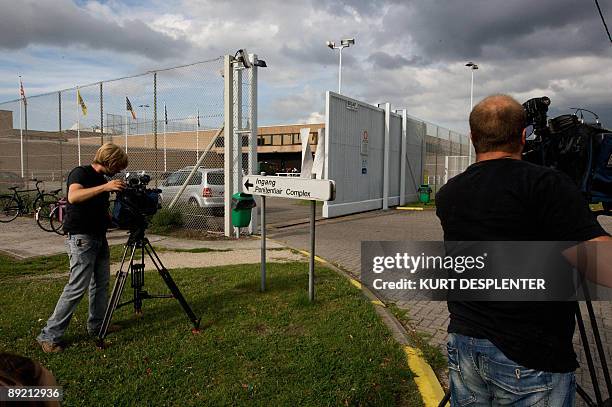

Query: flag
[164,104,168,125]
[197,109,200,128]
[77,89,87,116]
[126,97,136,120]
[19,77,27,106]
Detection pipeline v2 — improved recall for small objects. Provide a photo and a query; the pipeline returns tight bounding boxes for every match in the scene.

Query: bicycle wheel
[0,195,19,222]
[49,204,66,235]
[34,194,57,232]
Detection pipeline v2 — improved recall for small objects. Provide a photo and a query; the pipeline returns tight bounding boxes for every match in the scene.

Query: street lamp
[138,104,150,147]
[465,62,479,162]
[326,38,355,94]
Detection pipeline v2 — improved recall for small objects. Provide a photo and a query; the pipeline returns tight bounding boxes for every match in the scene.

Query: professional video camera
[522,97,612,216]
[112,172,161,230]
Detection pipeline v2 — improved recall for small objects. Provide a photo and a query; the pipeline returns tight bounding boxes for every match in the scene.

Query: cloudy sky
[0,0,611,133]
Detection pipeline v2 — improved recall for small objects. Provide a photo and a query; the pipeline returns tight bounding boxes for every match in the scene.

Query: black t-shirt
[63,165,109,235]
[436,158,609,373]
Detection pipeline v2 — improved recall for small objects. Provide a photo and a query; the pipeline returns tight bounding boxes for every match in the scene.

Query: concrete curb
[266,237,448,407]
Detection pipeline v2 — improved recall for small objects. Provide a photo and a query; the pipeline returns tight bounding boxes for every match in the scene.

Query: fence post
[383,102,390,210]
[58,91,63,190]
[249,54,259,235]
[400,109,407,206]
[153,72,158,188]
[100,82,104,145]
[224,55,234,237]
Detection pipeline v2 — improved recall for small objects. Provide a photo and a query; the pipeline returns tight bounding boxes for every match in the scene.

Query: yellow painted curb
[370,299,386,307]
[349,278,362,289]
[296,249,328,264]
[397,206,424,211]
[404,346,447,407]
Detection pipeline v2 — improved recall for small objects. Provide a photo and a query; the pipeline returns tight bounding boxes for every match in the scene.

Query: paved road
[269,209,612,400]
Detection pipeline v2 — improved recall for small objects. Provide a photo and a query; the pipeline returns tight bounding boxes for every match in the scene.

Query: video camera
[522,97,612,216]
[112,172,161,230]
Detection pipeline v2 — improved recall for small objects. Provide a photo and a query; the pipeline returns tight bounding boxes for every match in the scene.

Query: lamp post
[465,62,479,162]
[138,104,150,147]
[326,38,355,94]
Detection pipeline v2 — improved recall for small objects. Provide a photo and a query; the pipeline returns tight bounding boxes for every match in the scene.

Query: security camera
[235,49,252,68]
[326,41,335,49]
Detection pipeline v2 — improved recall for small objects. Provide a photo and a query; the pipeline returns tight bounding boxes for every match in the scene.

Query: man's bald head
[469,94,526,154]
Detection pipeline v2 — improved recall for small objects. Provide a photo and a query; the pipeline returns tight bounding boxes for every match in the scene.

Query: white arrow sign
[243,175,335,201]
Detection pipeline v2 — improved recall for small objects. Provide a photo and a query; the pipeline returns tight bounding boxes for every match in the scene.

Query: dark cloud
[367,51,426,69]
[0,0,191,59]
[380,0,611,62]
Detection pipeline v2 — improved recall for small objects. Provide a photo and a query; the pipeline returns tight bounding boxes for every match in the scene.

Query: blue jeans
[37,234,110,344]
[448,333,575,407]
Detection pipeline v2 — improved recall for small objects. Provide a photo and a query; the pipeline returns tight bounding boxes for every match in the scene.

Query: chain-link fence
[0,56,262,233]
[418,116,473,195]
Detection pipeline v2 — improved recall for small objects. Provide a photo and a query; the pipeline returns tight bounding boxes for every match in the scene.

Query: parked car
[0,171,24,192]
[159,167,224,214]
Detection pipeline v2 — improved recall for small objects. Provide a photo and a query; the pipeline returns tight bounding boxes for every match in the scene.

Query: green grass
[388,304,446,375]
[0,260,422,406]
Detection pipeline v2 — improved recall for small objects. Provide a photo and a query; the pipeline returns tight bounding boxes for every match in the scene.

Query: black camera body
[112,172,161,230]
[522,97,612,215]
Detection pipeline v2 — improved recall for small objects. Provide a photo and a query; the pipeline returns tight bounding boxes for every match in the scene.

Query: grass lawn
[0,254,422,406]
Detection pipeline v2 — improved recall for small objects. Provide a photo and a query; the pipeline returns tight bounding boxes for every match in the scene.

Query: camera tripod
[97,227,201,348]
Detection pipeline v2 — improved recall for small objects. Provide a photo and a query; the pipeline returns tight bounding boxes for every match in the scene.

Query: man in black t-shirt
[37,143,128,353]
[436,95,611,406]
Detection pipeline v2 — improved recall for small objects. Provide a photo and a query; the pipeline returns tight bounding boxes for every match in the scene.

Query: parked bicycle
[0,179,61,232]
[48,196,68,235]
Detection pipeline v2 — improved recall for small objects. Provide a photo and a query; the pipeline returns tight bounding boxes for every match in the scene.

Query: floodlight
[327,41,335,49]
[340,38,355,46]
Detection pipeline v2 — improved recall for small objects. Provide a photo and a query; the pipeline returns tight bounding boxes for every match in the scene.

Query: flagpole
[163,102,167,172]
[18,76,24,178]
[196,108,199,164]
[124,96,128,154]
[76,86,81,166]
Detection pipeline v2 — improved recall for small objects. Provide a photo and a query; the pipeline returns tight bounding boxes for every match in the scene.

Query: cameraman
[37,143,128,353]
[436,95,611,406]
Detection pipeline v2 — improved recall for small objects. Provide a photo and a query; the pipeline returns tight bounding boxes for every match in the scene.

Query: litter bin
[418,184,432,204]
[231,192,256,227]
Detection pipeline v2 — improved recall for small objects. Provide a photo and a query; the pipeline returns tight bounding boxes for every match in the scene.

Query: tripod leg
[585,300,612,399]
[132,243,145,316]
[144,240,201,330]
[97,243,137,346]
[576,302,604,406]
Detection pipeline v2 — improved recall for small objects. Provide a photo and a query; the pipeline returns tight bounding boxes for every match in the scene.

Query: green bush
[148,207,184,234]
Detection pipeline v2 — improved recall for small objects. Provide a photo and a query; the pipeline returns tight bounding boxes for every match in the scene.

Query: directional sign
[243,175,335,202]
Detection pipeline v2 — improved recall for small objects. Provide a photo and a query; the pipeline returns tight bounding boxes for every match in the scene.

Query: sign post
[243,174,335,301]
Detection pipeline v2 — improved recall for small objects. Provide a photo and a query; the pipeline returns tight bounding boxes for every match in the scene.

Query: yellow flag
[77,89,87,116]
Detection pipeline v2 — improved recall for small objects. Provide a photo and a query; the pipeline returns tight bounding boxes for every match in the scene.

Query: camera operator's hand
[104,179,126,193]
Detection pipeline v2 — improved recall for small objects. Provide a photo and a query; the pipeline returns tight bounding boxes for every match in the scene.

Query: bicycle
[0,180,61,232]
[48,196,68,235]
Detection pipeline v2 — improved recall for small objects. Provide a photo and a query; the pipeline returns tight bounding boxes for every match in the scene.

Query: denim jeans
[448,333,575,407]
[37,234,110,344]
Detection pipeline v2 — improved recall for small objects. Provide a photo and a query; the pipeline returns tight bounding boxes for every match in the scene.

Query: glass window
[207,172,224,185]
[272,134,282,145]
[188,172,202,185]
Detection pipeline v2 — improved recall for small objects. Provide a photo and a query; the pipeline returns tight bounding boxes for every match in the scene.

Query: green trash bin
[418,184,432,204]
[231,192,256,227]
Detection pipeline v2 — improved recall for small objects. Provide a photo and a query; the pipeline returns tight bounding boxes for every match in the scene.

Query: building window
[282,134,292,145]
[292,133,300,144]
[262,135,273,145]
[272,134,282,145]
